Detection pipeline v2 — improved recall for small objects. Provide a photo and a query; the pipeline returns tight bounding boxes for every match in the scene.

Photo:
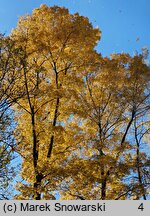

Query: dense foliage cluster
[0,5,149,200]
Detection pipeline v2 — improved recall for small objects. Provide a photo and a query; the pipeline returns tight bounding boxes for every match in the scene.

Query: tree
[1,4,149,200]
[10,4,100,199]
[0,34,18,199]
[58,53,150,200]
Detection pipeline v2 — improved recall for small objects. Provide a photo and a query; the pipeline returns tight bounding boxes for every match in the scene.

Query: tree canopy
[0,4,150,200]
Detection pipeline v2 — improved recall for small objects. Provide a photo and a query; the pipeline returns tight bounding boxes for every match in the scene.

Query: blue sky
[0,0,150,57]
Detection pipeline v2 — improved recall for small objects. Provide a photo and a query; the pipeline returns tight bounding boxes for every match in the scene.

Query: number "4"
[138,203,144,211]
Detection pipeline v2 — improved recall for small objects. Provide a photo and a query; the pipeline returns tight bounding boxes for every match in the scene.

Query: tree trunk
[34,173,43,200]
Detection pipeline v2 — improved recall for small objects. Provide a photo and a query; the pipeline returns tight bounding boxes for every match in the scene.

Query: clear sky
[0,0,150,57]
